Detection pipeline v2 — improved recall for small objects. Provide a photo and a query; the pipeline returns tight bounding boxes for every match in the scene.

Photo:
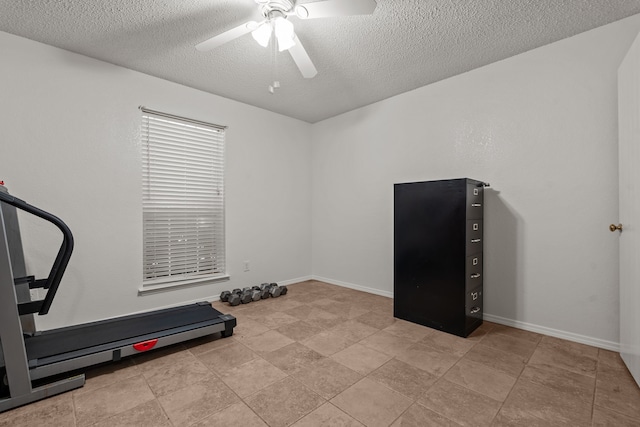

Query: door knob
[609,223,623,232]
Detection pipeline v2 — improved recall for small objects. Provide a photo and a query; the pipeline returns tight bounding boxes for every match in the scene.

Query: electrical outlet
[243,260,250,272]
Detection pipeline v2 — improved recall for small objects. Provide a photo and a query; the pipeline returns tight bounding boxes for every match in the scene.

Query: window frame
[139,106,229,293]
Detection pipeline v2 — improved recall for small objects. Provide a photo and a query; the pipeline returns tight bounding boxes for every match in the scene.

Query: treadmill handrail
[0,190,73,315]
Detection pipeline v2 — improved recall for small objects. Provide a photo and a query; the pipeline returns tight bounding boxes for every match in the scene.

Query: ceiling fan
[195,0,378,80]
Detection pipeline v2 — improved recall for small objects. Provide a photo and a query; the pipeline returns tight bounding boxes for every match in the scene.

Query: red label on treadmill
[133,339,158,352]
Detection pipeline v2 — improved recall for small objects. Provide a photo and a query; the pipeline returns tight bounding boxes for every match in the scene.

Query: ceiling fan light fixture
[274,17,295,51]
[295,5,309,19]
[251,22,272,47]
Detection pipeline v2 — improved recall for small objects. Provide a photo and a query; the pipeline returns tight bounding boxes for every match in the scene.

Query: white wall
[0,31,312,330]
[311,14,640,349]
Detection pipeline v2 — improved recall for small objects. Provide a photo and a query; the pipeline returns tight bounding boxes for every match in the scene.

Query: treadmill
[0,185,236,412]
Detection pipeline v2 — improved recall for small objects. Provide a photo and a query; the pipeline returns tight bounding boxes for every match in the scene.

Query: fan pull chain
[269,26,280,94]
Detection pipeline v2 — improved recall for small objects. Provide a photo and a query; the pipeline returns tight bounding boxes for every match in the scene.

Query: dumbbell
[269,285,283,298]
[240,290,253,304]
[228,291,241,306]
[259,283,272,299]
[280,285,288,295]
[251,289,262,302]
[219,290,232,302]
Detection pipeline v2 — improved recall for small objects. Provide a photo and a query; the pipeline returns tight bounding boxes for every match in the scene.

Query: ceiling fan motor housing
[256,0,295,17]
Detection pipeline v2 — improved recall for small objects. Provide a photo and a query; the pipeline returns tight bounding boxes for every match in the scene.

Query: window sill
[138,274,230,295]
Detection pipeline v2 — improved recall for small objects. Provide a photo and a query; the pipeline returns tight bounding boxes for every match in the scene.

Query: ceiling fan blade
[296,0,377,19]
[195,21,260,52]
[288,35,318,79]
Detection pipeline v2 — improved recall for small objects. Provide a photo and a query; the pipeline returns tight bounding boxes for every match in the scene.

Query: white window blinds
[141,108,226,286]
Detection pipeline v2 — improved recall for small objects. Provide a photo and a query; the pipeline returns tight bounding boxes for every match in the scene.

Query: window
[140,107,226,290]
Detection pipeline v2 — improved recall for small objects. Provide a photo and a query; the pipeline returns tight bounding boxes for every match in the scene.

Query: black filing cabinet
[394,178,485,337]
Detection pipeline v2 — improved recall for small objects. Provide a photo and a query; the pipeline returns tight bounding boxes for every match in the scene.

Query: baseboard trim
[310,275,393,299]
[308,276,620,352]
[277,275,314,287]
[483,313,620,352]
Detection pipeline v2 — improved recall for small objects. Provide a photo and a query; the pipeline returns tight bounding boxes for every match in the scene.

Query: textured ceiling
[1,0,640,123]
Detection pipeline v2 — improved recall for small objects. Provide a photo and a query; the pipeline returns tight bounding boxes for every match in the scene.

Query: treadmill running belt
[25,303,223,361]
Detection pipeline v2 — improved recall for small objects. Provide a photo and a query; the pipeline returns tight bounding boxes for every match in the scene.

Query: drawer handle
[471,203,482,207]
[471,239,481,243]
[470,273,481,279]
[470,306,481,314]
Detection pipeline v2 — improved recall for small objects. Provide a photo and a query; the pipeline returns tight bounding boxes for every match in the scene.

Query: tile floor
[1,280,640,426]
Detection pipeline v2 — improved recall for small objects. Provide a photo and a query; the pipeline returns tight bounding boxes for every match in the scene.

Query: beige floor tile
[158,378,239,426]
[342,304,374,319]
[597,348,628,370]
[594,363,640,419]
[231,318,272,339]
[464,321,494,342]
[359,330,415,356]
[331,377,412,427]
[382,319,433,342]
[189,401,268,427]
[245,377,325,427]
[184,332,236,355]
[262,342,325,374]
[489,324,543,343]
[592,405,640,426]
[309,297,345,310]
[140,350,215,397]
[292,403,364,427]
[395,342,460,377]
[390,402,461,427]
[218,357,287,398]
[539,335,599,359]
[276,320,324,342]
[328,319,379,342]
[500,378,593,425]
[267,296,305,312]
[248,310,301,329]
[73,359,139,396]
[73,374,156,426]
[444,359,517,402]
[196,341,258,374]
[289,293,327,304]
[89,400,171,427]
[331,342,393,375]
[293,358,362,399]
[421,330,476,357]
[355,310,397,329]
[528,341,597,378]
[0,392,75,427]
[315,300,370,320]
[518,363,595,402]
[491,408,553,427]
[463,343,527,377]
[369,358,438,400]
[418,379,501,427]
[303,330,357,356]
[236,329,296,354]
[479,333,538,360]
[286,306,345,329]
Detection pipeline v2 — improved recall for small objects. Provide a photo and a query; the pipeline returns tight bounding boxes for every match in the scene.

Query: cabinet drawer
[466,253,483,291]
[467,220,483,241]
[466,184,483,219]
[466,235,483,256]
[466,286,483,321]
